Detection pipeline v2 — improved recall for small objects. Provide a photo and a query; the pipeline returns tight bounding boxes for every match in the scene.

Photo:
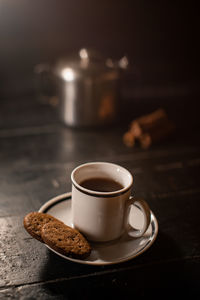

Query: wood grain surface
[0,94,200,298]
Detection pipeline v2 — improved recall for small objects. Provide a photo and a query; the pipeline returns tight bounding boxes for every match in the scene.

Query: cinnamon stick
[130,108,168,137]
[123,108,175,149]
[138,119,175,149]
[123,131,135,147]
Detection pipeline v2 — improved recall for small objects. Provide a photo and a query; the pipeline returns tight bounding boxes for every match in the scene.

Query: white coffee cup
[71,162,151,242]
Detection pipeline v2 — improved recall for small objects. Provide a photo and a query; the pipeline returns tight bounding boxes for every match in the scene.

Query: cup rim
[71,162,133,197]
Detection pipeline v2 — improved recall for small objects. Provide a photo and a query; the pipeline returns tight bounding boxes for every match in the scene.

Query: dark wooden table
[0,93,200,299]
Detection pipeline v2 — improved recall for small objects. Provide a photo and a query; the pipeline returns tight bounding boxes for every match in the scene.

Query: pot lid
[54,48,128,81]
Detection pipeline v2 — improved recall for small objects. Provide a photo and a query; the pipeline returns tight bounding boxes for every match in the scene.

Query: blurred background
[0,0,200,124]
[1,2,200,296]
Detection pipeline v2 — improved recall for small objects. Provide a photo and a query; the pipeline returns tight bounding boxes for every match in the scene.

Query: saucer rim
[39,192,158,266]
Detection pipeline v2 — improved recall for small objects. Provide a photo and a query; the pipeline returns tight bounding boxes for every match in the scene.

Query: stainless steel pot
[36,48,128,127]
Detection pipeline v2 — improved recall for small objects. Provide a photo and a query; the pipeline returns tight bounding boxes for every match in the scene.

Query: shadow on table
[38,231,199,299]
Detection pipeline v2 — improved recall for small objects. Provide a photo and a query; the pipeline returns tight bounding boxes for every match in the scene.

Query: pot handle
[34,63,51,74]
[34,63,56,97]
[118,55,129,69]
[106,55,129,70]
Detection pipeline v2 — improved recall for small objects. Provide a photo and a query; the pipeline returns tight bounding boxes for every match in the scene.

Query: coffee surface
[80,177,123,192]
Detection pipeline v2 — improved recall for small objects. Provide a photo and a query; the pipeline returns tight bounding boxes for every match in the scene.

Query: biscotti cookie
[41,221,92,259]
[23,212,63,243]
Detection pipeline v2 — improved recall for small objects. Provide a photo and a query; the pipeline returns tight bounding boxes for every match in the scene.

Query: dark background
[0,0,199,99]
[0,2,200,298]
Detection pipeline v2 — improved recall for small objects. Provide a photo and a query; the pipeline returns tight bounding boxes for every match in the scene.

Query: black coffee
[80,177,124,192]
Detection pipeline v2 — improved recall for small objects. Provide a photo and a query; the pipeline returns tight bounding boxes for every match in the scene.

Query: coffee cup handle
[125,196,151,238]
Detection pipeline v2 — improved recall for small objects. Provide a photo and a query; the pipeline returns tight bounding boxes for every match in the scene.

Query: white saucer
[39,193,158,266]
